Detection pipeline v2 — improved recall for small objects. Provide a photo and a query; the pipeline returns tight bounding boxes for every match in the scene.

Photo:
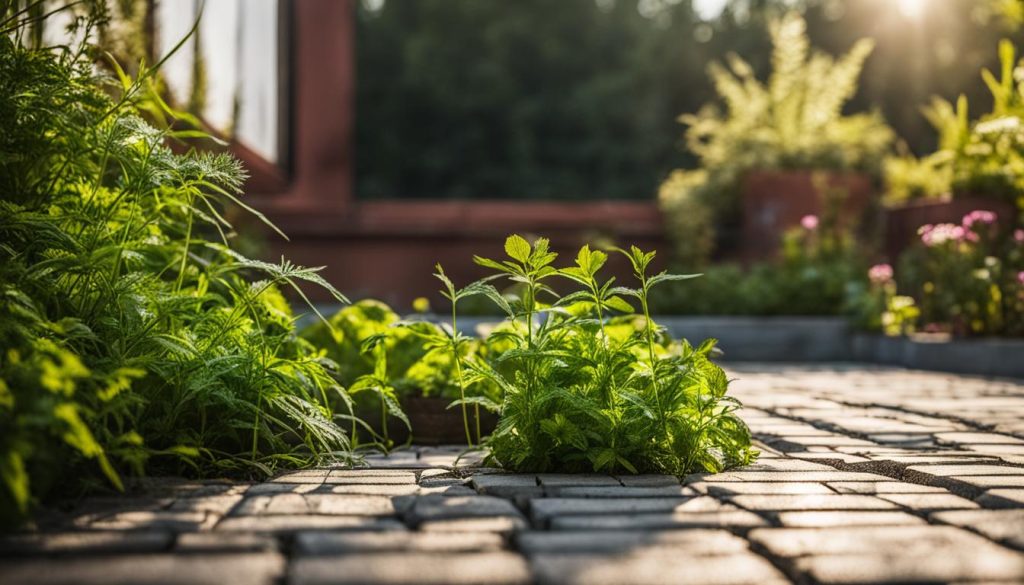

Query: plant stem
[452,301,474,447]
[639,283,665,433]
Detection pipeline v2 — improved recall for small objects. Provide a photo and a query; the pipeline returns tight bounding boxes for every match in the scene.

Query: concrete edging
[851,333,1024,378]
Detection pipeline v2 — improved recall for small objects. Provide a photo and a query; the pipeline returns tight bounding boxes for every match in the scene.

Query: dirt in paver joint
[3,365,1024,584]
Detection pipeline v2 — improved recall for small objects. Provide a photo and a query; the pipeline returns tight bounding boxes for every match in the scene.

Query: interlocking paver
[726,494,898,511]
[536,474,620,487]
[687,471,896,482]
[544,486,695,498]
[295,531,505,554]
[470,474,541,499]
[531,552,788,585]
[324,470,418,484]
[515,529,748,555]
[290,552,531,585]
[418,516,528,533]
[13,365,1024,584]
[233,494,407,517]
[795,551,1024,584]
[319,484,420,496]
[0,531,173,556]
[549,508,767,530]
[406,495,524,526]
[825,481,947,494]
[774,510,928,527]
[0,553,285,585]
[215,515,406,533]
[529,496,712,524]
[750,525,1009,557]
[174,532,278,552]
[694,481,834,495]
[876,492,980,511]
[614,474,681,487]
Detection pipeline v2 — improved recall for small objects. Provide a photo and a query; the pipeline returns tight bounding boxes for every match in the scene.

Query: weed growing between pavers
[0,3,359,526]
[429,235,758,474]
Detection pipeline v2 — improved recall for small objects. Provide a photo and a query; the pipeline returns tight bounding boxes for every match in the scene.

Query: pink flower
[1018,271,1024,286]
[962,210,997,227]
[1014,229,1024,244]
[919,223,962,247]
[801,215,819,230]
[868,263,894,285]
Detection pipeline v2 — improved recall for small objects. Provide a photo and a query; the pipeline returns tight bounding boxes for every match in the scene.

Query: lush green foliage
[300,299,500,448]
[660,11,892,265]
[445,235,756,474]
[0,5,355,525]
[301,300,460,400]
[891,40,1024,210]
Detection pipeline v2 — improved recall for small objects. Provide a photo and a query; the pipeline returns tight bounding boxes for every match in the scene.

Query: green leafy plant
[881,153,952,205]
[908,40,1024,212]
[0,3,357,526]
[461,235,755,474]
[660,11,893,266]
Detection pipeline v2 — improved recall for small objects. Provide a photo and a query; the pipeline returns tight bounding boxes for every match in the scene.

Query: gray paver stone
[775,511,927,527]
[0,531,172,556]
[407,495,524,526]
[290,552,531,585]
[531,552,788,585]
[550,508,767,531]
[536,474,620,487]
[727,494,898,512]
[877,492,980,512]
[529,496,713,524]
[796,551,1024,584]
[0,553,284,585]
[515,529,748,555]
[295,531,504,554]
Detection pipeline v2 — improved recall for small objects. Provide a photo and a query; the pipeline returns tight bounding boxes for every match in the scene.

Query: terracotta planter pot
[740,171,874,262]
[883,195,1017,261]
[377,395,498,446]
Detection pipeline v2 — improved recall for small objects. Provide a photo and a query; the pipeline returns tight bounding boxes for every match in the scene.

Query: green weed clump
[0,5,355,525]
[443,235,757,474]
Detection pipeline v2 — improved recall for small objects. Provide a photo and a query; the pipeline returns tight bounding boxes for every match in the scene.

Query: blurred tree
[355,0,1012,201]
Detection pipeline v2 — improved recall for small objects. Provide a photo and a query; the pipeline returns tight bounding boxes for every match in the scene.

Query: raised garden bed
[740,170,874,262]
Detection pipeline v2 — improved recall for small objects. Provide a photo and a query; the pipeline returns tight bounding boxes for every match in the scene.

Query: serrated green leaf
[505,234,532,263]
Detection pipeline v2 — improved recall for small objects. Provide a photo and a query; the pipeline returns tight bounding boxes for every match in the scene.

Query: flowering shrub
[891,210,1024,336]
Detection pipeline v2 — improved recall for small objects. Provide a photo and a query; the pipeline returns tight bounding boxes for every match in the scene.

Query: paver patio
[3,364,1024,584]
